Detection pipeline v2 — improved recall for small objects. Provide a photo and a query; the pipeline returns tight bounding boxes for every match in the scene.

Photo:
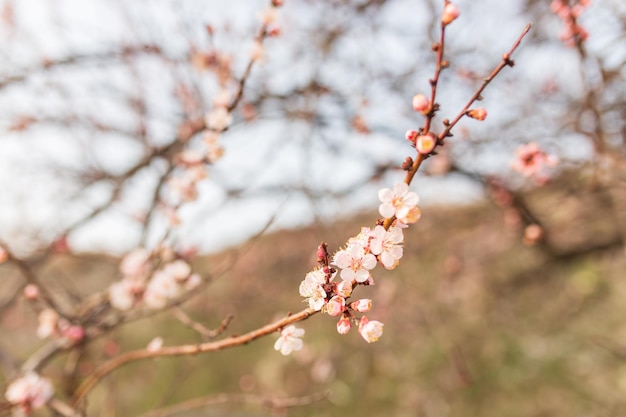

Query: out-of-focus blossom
[37,309,59,339]
[5,372,54,412]
[143,270,180,309]
[250,41,265,62]
[511,142,558,181]
[147,337,164,352]
[23,285,39,300]
[109,279,141,311]
[274,325,304,355]
[205,107,233,131]
[259,6,278,25]
[120,248,152,280]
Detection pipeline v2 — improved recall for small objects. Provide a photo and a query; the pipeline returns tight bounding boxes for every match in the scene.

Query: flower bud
[325,296,345,317]
[442,3,460,26]
[336,317,351,334]
[405,130,418,145]
[467,107,488,121]
[412,94,430,114]
[358,316,384,343]
[350,299,372,313]
[416,134,437,155]
[335,280,353,298]
[24,284,40,300]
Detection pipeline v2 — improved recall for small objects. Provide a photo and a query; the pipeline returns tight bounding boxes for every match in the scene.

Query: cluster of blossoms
[166,2,284,225]
[277,183,421,354]
[109,248,201,311]
[4,372,53,416]
[511,142,558,183]
[551,0,590,47]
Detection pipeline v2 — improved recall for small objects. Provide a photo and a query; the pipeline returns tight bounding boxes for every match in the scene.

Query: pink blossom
[163,260,191,282]
[109,278,142,311]
[5,372,54,412]
[335,280,353,298]
[120,248,151,280]
[412,94,430,114]
[511,142,558,180]
[274,325,305,355]
[416,134,436,155]
[147,337,164,352]
[378,182,420,223]
[369,225,404,270]
[333,244,377,283]
[358,316,384,343]
[299,268,329,311]
[37,309,59,339]
[325,296,345,317]
[143,270,180,309]
[336,317,351,334]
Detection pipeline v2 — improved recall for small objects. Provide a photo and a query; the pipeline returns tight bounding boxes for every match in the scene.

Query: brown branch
[71,308,317,404]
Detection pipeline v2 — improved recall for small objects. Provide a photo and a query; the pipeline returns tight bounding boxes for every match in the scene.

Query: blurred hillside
[1,169,625,417]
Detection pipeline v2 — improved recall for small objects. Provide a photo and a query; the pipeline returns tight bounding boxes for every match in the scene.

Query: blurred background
[0,0,625,416]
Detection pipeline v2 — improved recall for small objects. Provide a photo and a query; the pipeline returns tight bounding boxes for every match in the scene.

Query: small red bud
[405,129,418,145]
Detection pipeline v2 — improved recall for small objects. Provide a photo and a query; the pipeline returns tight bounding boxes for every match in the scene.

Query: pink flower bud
[24,284,39,300]
[325,296,345,317]
[412,94,430,114]
[416,134,437,155]
[350,299,372,313]
[467,107,488,121]
[442,3,460,26]
[336,317,351,334]
[62,325,85,344]
[268,26,281,37]
[358,316,384,343]
[405,130,418,145]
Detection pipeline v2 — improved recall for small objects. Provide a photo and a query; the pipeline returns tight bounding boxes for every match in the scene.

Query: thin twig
[71,308,317,404]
